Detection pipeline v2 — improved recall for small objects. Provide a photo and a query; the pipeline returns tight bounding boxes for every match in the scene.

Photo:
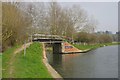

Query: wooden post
[31,35,32,42]
[24,41,26,57]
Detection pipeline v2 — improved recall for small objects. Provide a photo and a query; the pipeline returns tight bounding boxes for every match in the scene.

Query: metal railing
[32,34,63,40]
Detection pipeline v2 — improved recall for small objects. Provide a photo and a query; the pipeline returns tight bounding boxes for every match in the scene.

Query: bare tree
[23,2,49,34]
[98,34,113,43]
[48,2,62,35]
[67,5,88,31]
[82,16,98,33]
[47,2,76,38]
[2,2,31,51]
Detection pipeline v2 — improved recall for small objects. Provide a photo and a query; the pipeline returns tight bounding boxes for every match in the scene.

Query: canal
[46,45,118,78]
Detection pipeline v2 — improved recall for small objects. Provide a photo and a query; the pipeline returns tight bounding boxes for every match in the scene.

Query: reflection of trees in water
[48,46,118,78]
[61,53,97,78]
[62,54,81,62]
[52,54,62,66]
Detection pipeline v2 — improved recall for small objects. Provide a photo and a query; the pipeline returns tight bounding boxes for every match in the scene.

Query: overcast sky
[56,2,118,33]
[26,0,118,33]
[3,0,119,33]
[60,2,118,33]
[79,2,118,33]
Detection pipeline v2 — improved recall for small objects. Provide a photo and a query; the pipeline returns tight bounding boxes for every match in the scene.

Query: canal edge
[41,42,63,79]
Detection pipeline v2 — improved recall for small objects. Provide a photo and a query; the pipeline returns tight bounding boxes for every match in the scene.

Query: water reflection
[46,53,62,66]
[52,54,62,66]
[46,45,118,78]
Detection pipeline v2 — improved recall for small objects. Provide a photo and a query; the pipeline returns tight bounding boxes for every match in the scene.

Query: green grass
[73,42,120,50]
[73,44,97,50]
[2,45,21,78]
[0,54,2,78]
[3,42,53,78]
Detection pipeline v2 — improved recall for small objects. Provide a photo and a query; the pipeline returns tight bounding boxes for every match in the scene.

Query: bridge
[32,34,63,42]
[31,34,80,54]
[31,34,64,53]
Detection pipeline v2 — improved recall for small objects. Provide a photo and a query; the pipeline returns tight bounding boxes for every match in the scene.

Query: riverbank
[3,45,21,78]
[73,42,120,52]
[2,42,52,78]
[42,43,62,78]
[0,54,2,78]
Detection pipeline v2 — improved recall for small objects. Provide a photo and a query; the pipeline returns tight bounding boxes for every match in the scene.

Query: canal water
[46,45,118,78]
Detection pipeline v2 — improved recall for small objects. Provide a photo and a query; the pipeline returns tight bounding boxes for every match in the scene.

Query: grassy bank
[3,42,52,78]
[3,45,21,78]
[73,42,120,50]
[0,54,2,78]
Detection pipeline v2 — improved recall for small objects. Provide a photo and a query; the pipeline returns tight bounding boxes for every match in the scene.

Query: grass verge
[2,45,20,78]
[73,42,120,50]
[3,42,53,78]
[0,54,2,78]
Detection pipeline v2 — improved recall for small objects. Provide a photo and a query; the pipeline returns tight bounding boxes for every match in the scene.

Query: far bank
[73,42,120,52]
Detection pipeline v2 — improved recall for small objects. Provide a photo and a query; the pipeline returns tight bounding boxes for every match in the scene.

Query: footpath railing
[31,33,74,43]
[32,34,63,40]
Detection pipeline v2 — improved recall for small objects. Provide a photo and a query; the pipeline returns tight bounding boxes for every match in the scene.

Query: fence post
[24,40,26,57]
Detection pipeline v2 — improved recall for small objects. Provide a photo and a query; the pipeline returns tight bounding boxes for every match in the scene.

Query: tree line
[2,2,32,51]
[2,2,114,51]
[75,32,113,44]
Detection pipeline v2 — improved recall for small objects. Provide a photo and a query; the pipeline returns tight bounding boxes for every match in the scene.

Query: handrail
[32,34,63,39]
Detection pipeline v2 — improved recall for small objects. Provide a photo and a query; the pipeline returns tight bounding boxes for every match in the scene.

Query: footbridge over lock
[31,34,81,53]
[32,34,63,53]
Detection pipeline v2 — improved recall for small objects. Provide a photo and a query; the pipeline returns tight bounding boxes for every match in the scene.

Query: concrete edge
[41,42,63,79]
[62,48,92,54]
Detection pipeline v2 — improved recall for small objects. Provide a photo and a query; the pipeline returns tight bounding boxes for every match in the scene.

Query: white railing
[32,34,63,40]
